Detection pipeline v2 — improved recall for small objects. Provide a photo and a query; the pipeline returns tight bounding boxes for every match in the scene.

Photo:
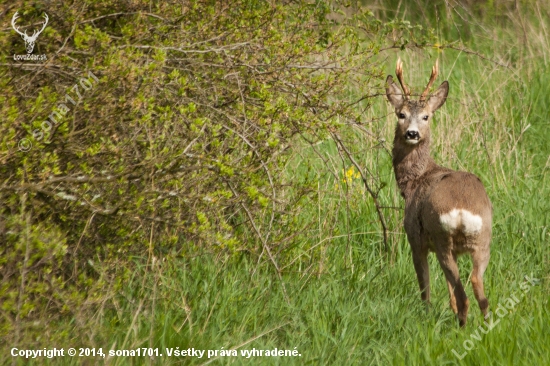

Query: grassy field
[5,1,549,365]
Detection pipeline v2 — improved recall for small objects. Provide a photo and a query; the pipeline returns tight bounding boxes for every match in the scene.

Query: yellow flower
[341,166,359,185]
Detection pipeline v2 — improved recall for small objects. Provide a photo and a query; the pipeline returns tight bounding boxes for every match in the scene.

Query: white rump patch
[440,209,483,235]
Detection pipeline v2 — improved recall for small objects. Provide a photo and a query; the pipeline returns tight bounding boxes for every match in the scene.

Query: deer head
[12,12,49,54]
[385,58,448,146]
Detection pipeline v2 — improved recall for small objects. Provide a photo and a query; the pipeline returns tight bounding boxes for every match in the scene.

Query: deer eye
[398,113,406,119]
[422,115,429,121]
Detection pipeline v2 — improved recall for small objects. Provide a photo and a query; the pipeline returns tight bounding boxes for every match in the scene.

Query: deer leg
[446,252,458,314]
[446,274,458,314]
[411,248,430,304]
[471,248,490,317]
[436,245,469,327]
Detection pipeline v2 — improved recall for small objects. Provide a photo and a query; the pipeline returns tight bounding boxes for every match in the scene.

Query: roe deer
[385,58,492,327]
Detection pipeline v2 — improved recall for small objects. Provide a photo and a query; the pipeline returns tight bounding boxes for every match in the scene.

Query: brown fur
[386,62,492,327]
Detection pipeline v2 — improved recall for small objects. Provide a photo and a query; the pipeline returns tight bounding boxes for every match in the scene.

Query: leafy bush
[0,0,436,340]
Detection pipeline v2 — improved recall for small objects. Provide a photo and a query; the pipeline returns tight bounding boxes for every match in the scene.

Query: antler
[395,58,411,100]
[11,12,48,39]
[32,13,49,38]
[11,12,26,37]
[420,59,439,101]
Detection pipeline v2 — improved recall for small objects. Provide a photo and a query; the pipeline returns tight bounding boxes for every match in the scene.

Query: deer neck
[392,134,435,201]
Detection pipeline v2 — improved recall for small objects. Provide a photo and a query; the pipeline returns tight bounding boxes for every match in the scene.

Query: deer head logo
[11,11,49,54]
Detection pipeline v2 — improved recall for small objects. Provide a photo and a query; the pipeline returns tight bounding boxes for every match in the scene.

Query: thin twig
[225,181,290,305]
[331,132,389,253]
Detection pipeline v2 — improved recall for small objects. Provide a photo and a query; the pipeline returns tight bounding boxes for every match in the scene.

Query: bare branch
[331,132,389,253]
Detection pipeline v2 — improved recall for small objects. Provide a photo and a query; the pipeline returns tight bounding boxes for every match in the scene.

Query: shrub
[0,0,434,341]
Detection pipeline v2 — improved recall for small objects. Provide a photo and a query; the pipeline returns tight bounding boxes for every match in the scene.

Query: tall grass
[4,1,549,365]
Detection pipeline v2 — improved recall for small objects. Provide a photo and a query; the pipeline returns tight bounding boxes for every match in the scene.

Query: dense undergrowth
[1,0,548,365]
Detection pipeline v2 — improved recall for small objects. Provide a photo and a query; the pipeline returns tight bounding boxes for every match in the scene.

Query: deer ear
[386,75,404,109]
[427,81,449,112]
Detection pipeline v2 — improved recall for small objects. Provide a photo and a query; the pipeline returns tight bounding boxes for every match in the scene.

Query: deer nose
[405,130,420,140]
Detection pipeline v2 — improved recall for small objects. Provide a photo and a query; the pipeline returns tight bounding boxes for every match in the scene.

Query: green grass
[4,2,550,365]
[18,217,545,365]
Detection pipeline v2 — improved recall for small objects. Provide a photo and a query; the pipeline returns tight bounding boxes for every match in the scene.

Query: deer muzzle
[404,130,420,144]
